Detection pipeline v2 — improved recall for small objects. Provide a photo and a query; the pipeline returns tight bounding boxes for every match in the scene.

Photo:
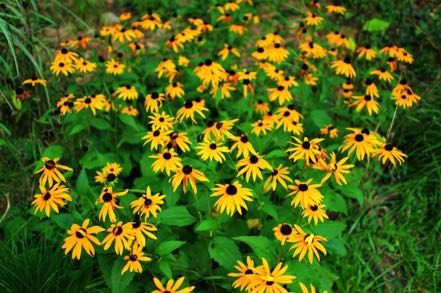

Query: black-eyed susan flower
[115,85,138,101]
[166,82,185,99]
[144,92,165,113]
[320,125,339,138]
[112,24,137,43]
[268,85,293,105]
[218,44,240,60]
[96,187,128,223]
[130,186,165,220]
[131,219,157,247]
[287,179,323,208]
[75,94,105,115]
[62,219,104,260]
[34,157,72,186]
[229,24,247,35]
[105,59,125,75]
[391,90,421,108]
[168,131,191,152]
[357,45,377,61]
[210,181,253,216]
[194,59,226,86]
[331,57,356,78]
[397,48,413,64]
[22,76,47,87]
[371,68,394,83]
[230,134,257,158]
[364,79,379,98]
[304,12,323,26]
[56,93,75,115]
[50,60,75,76]
[170,165,209,194]
[95,162,123,184]
[277,75,299,88]
[350,95,379,116]
[121,243,151,275]
[327,4,346,14]
[32,183,71,217]
[196,140,230,163]
[152,277,195,293]
[102,221,134,255]
[373,143,407,165]
[75,58,97,73]
[319,152,354,185]
[150,148,182,176]
[149,112,175,131]
[267,43,289,64]
[248,258,296,293]
[178,56,190,67]
[302,204,329,224]
[299,42,327,59]
[236,154,272,182]
[264,165,293,192]
[287,137,323,164]
[54,48,78,63]
[252,120,272,136]
[176,99,209,123]
[289,225,327,264]
[228,256,256,291]
[340,128,378,160]
[142,129,170,151]
[273,223,296,245]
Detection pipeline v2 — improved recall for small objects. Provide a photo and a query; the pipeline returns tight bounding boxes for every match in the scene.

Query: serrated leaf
[160,206,196,227]
[195,218,217,232]
[156,240,186,256]
[208,236,241,269]
[233,236,276,260]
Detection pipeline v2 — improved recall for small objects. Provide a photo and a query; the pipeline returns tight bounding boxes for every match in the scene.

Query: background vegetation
[0,0,440,292]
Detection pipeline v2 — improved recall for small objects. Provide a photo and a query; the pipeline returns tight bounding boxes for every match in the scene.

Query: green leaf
[208,236,241,269]
[310,109,332,128]
[76,169,90,195]
[363,18,390,32]
[313,221,346,239]
[324,193,347,214]
[156,240,186,256]
[69,124,87,136]
[195,218,218,232]
[338,184,363,205]
[233,236,276,260]
[160,206,196,227]
[110,258,135,293]
[90,117,112,130]
[41,145,64,159]
[119,115,142,131]
[158,260,173,279]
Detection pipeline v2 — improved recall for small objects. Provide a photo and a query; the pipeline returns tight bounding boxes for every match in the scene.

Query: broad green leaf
[90,117,112,130]
[324,193,347,214]
[195,218,217,232]
[313,221,346,239]
[363,18,390,32]
[208,236,241,269]
[156,240,186,256]
[111,258,135,293]
[310,109,332,128]
[76,169,90,195]
[233,236,276,260]
[160,206,196,227]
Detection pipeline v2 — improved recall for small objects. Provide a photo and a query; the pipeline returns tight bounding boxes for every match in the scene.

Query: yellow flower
[32,183,72,217]
[50,60,75,76]
[105,59,125,75]
[170,165,209,194]
[248,258,296,293]
[350,95,380,116]
[228,256,257,291]
[287,179,323,208]
[289,225,327,264]
[211,181,253,216]
[34,157,72,187]
[130,186,165,220]
[196,140,230,163]
[304,12,323,26]
[115,85,139,101]
[273,223,296,245]
[302,204,329,225]
[96,187,128,223]
[373,143,407,165]
[264,164,293,191]
[331,57,356,78]
[102,222,134,255]
[152,276,195,293]
[230,134,257,158]
[121,243,151,275]
[176,99,209,123]
[286,137,323,164]
[22,77,47,87]
[319,152,354,185]
[62,219,104,260]
[150,148,182,176]
[236,154,273,182]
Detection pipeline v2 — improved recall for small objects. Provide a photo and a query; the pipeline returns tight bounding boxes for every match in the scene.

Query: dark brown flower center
[302,141,310,149]
[209,143,217,150]
[107,173,116,182]
[113,226,123,236]
[144,198,153,206]
[310,205,318,211]
[280,224,292,235]
[240,135,248,143]
[129,254,138,261]
[298,184,308,191]
[384,144,393,151]
[355,134,364,142]
[163,152,172,160]
[226,185,238,195]
[249,155,258,164]
[45,160,56,170]
[102,192,113,202]
[75,228,87,239]
[43,192,51,201]
[183,165,193,175]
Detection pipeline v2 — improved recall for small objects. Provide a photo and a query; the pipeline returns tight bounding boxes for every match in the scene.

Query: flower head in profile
[170,165,209,194]
[152,276,195,293]
[34,157,72,187]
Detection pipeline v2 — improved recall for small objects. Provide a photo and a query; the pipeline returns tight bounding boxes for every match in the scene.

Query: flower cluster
[28,0,418,291]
